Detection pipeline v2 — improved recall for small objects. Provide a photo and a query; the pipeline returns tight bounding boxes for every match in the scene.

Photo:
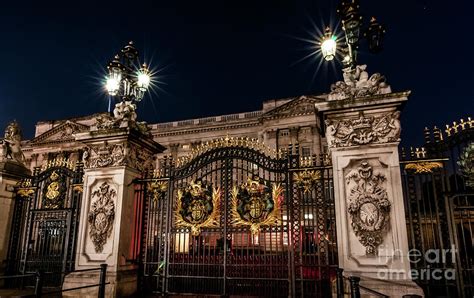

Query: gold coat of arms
[231,175,283,235]
[175,180,220,236]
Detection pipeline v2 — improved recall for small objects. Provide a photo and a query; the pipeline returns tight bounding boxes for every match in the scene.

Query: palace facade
[22,95,327,171]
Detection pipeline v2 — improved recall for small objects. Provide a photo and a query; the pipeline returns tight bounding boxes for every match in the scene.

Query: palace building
[22,95,327,171]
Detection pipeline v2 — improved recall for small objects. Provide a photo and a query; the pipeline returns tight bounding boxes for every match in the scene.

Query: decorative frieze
[88,182,116,253]
[346,160,391,256]
[325,111,400,148]
[82,142,154,172]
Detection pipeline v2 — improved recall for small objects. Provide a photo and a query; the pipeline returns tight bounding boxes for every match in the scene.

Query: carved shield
[175,180,220,236]
[190,200,206,222]
[248,198,264,219]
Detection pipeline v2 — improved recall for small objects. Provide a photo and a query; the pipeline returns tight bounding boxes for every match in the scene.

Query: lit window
[302,146,311,157]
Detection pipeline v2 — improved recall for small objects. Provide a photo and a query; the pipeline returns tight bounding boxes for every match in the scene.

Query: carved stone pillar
[0,121,30,275]
[62,126,165,297]
[0,160,30,275]
[319,92,423,297]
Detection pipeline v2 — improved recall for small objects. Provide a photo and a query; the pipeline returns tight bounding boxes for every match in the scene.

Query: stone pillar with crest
[0,121,30,275]
[317,66,423,297]
[62,101,165,297]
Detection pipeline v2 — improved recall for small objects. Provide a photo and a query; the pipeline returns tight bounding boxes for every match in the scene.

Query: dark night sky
[0,0,473,146]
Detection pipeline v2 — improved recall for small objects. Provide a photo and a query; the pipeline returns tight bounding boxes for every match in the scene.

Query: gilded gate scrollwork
[293,170,321,193]
[42,171,66,209]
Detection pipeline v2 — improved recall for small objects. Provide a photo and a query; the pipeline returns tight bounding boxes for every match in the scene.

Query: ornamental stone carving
[346,160,391,256]
[328,65,391,101]
[0,121,26,164]
[458,142,474,188]
[82,142,126,168]
[82,142,154,171]
[93,101,151,136]
[88,182,116,253]
[325,111,400,148]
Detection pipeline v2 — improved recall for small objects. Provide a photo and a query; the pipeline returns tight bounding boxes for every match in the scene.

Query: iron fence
[401,118,473,297]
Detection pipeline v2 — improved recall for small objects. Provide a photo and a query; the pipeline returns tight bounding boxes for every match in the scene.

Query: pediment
[262,95,325,119]
[29,121,89,145]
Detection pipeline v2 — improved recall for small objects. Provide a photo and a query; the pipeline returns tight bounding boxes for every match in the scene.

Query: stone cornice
[316,91,410,113]
[152,121,262,138]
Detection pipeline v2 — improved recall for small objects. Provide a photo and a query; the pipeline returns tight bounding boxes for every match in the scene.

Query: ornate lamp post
[321,0,386,69]
[104,41,151,111]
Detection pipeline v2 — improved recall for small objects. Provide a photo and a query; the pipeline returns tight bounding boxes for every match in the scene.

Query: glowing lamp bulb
[137,72,151,90]
[105,77,120,95]
[321,36,337,61]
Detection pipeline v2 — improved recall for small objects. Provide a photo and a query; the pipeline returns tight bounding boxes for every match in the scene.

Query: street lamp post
[104,41,151,112]
[321,0,386,69]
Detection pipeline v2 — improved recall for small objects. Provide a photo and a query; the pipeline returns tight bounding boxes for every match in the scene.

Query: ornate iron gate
[401,120,474,298]
[137,139,337,297]
[7,159,84,287]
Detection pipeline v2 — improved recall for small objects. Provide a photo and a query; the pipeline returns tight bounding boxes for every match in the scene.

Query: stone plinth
[0,160,30,275]
[63,127,164,297]
[319,92,423,297]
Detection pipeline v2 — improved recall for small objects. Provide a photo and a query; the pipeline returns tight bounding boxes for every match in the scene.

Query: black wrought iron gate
[401,121,474,298]
[7,159,84,287]
[137,140,338,297]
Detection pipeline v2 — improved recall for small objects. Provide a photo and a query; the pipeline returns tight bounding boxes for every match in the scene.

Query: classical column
[62,103,165,297]
[319,92,423,297]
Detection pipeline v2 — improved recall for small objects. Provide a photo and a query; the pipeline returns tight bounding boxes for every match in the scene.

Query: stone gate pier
[0,122,30,277]
[62,102,164,297]
[318,66,423,297]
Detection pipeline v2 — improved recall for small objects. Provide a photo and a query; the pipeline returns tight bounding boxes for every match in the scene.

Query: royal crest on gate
[175,180,220,236]
[231,175,283,235]
[42,171,66,209]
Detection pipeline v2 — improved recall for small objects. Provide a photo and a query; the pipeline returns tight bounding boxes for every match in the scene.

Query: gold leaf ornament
[293,170,321,193]
[175,181,221,236]
[405,162,443,174]
[231,177,283,235]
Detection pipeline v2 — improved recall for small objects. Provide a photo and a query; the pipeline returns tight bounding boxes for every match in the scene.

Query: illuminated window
[302,146,311,157]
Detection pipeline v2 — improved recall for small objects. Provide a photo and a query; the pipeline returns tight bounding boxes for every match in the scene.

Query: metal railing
[335,268,389,298]
[0,264,108,298]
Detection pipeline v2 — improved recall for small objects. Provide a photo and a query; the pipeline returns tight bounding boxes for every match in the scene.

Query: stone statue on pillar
[328,65,392,101]
[0,121,25,164]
